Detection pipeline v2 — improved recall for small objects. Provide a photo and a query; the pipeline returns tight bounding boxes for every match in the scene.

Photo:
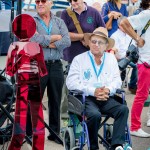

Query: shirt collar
[71,2,88,14]
[34,11,54,20]
[89,51,105,62]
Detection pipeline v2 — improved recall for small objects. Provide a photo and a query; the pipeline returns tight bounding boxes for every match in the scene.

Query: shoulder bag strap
[66,7,83,34]
[140,19,150,36]
[128,19,150,48]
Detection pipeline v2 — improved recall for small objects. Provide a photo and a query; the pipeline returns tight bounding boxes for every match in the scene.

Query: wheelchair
[63,89,132,150]
[0,69,15,147]
[0,69,34,148]
[0,68,63,149]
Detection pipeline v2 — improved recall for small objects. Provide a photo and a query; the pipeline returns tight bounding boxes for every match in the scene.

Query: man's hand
[94,87,110,101]
[49,43,56,48]
[69,32,84,41]
[81,39,88,47]
[108,11,122,19]
[49,35,62,48]
[51,35,62,43]
[136,37,145,48]
[113,12,122,19]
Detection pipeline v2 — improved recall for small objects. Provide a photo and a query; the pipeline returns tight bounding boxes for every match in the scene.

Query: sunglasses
[68,0,78,3]
[90,40,107,46]
[35,0,47,5]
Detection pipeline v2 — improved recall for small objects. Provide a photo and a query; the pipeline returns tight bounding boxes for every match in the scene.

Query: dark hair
[140,0,150,10]
[108,0,121,7]
[108,0,116,5]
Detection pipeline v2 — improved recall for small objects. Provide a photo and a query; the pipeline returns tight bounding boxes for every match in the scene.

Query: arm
[105,55,122,95]
[6,44,19,76]
[52,19,71,50]
[101,3,110,23]
[61,10,84,42]
[6,43,27,76]
[37,45,48,77]
[102,3,123,22]
[69,32,84,42]
[30,33,62,48]
[120,18,145,47]
[66,57,96,97]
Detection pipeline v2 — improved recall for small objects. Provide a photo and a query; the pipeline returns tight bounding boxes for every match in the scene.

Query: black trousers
[40,61,64,134]
[85,96,129,150]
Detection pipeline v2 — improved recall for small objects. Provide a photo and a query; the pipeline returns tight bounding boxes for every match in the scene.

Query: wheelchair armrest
[69,89,83,95]
[116,89,125,94]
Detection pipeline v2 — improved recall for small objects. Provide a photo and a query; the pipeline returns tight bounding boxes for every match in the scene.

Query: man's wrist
[136,35,141,42]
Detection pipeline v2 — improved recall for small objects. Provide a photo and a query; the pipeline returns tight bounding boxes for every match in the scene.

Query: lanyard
[39,19,53,35]
[88,51,105,79]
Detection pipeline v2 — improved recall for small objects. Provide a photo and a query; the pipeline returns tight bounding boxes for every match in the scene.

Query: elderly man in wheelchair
[66,27,131,150]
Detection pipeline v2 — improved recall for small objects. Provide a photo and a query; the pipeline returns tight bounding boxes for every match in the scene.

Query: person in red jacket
[6,14,47,150]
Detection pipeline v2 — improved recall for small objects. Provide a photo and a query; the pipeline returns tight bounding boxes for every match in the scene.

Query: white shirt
[128,0,141,7]
[128,9,150,64]
[111,29,132,59]
[66,51,122,96]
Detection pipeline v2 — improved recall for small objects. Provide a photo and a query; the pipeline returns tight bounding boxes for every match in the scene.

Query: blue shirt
[102,2,128,37]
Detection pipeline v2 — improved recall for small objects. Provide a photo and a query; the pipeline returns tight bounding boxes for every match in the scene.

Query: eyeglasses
[90,40,107,46]
[68,0,78,3]
[35,0,47,5]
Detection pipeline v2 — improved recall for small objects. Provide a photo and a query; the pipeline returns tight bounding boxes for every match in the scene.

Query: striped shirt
[30,12,71,60]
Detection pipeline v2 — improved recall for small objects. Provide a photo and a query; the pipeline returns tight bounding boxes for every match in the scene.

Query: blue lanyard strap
[88,51,105,79]
[39,19,53,35]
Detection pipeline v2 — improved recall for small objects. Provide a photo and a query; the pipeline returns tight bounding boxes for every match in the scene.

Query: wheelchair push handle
[69,89,84,95]
[116,89,125,94]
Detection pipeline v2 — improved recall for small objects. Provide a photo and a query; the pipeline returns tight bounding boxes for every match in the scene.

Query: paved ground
[0,56,150,150]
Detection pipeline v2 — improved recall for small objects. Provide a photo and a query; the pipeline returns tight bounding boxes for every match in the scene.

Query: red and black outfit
[6,42,47,150]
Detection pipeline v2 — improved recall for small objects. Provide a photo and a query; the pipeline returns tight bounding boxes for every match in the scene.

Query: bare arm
[69,32,84,41]
[120,18,145,47]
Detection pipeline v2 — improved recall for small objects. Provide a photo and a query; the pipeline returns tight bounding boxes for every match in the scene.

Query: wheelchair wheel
[71,147,80,150]
[63,127,75,150]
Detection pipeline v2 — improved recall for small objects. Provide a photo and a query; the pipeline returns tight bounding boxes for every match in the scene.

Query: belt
[45,60,61,64]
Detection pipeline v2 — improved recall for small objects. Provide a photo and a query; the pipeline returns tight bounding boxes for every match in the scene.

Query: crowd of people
[2,0,150,150]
